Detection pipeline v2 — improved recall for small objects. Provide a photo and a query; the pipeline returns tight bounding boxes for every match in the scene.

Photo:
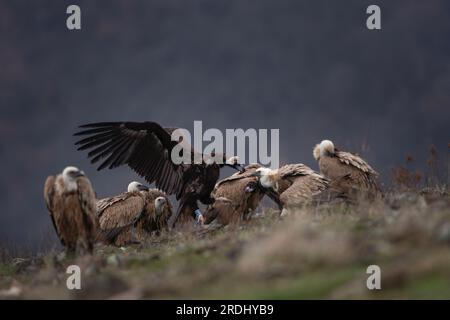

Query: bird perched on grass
[203,164,271,226]
[252,164,330,216]
[313,140,382,200]
[44,166,97,254]
[96,181,172,246]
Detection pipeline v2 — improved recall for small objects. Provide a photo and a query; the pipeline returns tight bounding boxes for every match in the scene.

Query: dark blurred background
[1,0,449,253]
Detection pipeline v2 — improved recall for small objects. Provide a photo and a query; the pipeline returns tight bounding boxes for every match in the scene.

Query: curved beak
[73,170,85,178]
[232,163,245,173]
[138,184,149,191]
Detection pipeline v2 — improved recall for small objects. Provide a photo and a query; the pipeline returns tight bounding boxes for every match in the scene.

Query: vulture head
[154,196,167,215]
[204,154,245,172]
[225,155,245,172]
[252,167,279,191]
[313,139,335,160]
[62,166,85,191]
[127,181,150,193]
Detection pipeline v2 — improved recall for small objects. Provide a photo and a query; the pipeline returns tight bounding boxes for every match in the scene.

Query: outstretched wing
[96,193,146,242]
[74,122,186,196]
[44,175,65,246]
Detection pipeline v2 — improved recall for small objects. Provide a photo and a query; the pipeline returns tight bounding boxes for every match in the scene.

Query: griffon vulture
[253,164,330,216]
[203,164,270,226]
[313,140,382,199]
[96,181,172,246]
[74,122,244,228]
[44,166,97,254]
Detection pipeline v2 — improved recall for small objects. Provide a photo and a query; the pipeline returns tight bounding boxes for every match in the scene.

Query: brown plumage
[44,166,97,254]
[203,164,268,226]
[253,164,330,216]
[96,182,172,246]
[313,140,382,199]
[74,121,244,228]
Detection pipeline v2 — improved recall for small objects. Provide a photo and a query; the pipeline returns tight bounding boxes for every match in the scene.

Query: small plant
[427,144,440,188]
[391,154,423,191]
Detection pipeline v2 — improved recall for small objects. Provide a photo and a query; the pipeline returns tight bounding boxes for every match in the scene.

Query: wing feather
[97,193,145,233]
[77,176,98,241]
[279,174,329,207]
[44,175,65,245]
[74,122,185,196]
[278,163,318,178]
[336,151,378,175]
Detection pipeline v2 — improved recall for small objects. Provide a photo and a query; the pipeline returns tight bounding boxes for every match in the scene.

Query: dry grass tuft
[237,215,356,276]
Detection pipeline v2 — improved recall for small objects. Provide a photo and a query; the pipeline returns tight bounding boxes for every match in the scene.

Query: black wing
[74,121,185,196]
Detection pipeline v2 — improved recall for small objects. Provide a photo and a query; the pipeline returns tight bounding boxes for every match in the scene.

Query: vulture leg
[203,206,219,225]
[265,188,283,211]
[280,208,289,217]
[168,196,198,228]
[130,224,141,244]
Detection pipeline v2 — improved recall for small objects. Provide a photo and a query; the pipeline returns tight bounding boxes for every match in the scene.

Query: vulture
[313,140,382,199]
[203,164,269,226]
[252,164,330,216]
[96,181,172,246]
[44,166,97,254]
[74,121,244,228]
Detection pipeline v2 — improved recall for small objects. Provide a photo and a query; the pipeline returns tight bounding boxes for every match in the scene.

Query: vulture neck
[155,203,165,216]
[62,175,78,193]
[260,170,280,191]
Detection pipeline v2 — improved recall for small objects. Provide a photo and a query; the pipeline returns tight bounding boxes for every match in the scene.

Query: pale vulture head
[127,181,149,193]
[224,155,245,172]
[62,166,84,191]
[154,196,167,214]
[253,167,279,190]
[313,139,335,160]
[225,155,239,165]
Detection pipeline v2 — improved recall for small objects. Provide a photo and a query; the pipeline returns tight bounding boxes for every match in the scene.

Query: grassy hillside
[1,190,449,299]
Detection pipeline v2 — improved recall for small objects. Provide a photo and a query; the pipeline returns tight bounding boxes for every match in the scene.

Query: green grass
[0,263,19,277]
[220,267,361,299]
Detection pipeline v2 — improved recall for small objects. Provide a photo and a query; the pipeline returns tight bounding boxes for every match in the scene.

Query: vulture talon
[194,209,205,225]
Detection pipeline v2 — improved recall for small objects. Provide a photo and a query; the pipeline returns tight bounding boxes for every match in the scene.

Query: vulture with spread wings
[74,121,244,227]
